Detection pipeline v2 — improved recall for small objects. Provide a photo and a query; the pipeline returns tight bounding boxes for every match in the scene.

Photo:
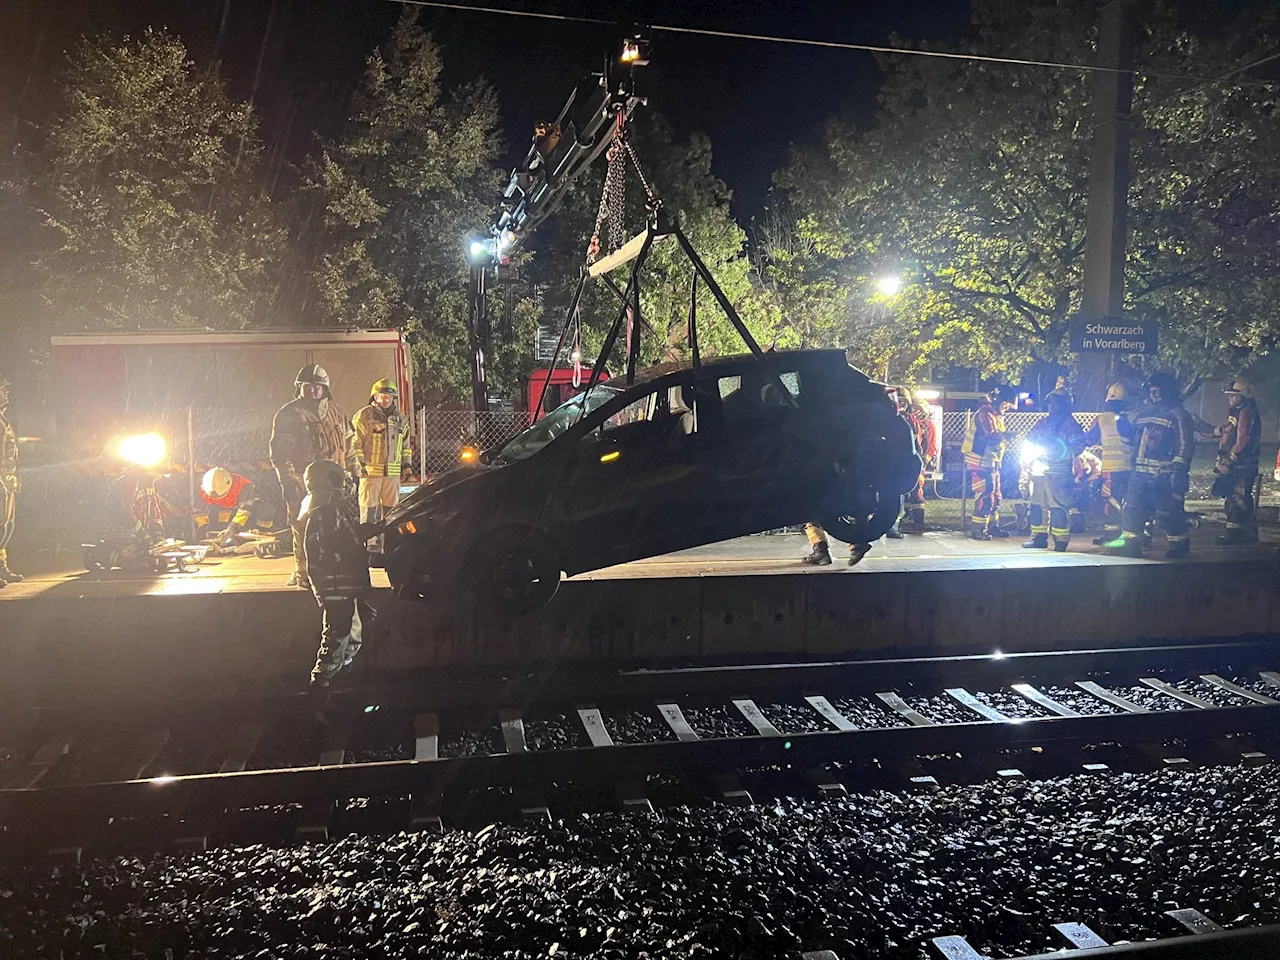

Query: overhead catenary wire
[383,0,1277,87]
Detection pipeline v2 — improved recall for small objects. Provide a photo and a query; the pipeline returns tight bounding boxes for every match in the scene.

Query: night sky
[0,0,973,216]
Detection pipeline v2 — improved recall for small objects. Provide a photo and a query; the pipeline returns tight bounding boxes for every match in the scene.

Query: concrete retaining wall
[2,560,1277,704]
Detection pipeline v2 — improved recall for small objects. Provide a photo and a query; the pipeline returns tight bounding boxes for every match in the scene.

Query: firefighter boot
[1165,539,1191,559]
[1109,535,1144,558]
[1053,538,1069,552]
[969,521,992,541]
[987,520,1011,538]
[885,525,905,539]
[1216,528,1253,545]
[801,541,832,566]
[0,551,21,583]
[848,543,872,566]
[1022,533,1049,549]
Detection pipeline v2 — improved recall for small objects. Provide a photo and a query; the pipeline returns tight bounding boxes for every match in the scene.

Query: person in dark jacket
[1213,378,1261,544]
[270,364,356,588]
[301,459,374,690]
[1020,390,1087,552]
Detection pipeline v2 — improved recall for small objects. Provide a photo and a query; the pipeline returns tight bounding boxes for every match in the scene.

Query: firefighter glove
[1213,458,1231,476]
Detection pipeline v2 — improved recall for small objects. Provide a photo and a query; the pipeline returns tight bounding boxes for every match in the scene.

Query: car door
[702,363,833,539]
[554,378,715,571]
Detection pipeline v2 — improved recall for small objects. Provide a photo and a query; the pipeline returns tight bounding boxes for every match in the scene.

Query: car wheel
[469,533,561,618]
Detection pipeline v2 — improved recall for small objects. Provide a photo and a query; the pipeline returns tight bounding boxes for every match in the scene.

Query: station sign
[1068,317,1158,354]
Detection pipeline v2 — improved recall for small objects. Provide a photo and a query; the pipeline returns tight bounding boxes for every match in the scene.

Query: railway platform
[0,528,1276,705]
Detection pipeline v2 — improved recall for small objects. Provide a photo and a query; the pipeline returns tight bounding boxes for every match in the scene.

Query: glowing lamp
[875,275,902,296]
[914,388,941,401]
[459,446,479,463]
[117,433,168,468]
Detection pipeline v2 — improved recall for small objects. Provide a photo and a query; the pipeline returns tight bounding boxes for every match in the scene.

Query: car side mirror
[589,435,623,464]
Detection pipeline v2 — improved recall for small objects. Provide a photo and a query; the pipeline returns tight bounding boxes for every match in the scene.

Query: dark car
[383,349,921,615]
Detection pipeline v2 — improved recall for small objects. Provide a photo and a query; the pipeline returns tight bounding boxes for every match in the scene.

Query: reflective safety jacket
[1122,401,1195,477]
[270,398,355,491]
[906,405,938,469]
[0,411,16,491]
[1025,413,1087,477]
[352,404,408,478]
[1217,396,1260,469]
[1083,411,1132,473]
[961,402,1006,468]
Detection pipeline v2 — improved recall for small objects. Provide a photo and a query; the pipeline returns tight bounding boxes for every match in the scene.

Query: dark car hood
[385,461,499,526]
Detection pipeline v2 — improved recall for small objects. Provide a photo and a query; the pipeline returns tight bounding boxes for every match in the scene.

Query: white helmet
[201,467,233,499]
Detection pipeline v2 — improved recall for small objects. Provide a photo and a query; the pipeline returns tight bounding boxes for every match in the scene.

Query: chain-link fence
[416,410,533,476]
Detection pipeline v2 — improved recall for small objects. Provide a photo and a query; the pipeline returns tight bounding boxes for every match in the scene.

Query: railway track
[1,641,1277,859]
[1,641,1279,958]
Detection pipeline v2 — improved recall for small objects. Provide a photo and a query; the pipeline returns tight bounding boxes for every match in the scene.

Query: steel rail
[1016,924,1280,959]
[1,703,1272,830]
[3,639,1275,729]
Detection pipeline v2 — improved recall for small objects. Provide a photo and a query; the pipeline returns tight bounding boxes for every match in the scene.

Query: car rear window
[718,369,802,423]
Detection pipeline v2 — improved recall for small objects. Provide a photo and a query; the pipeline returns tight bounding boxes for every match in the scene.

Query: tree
[773,0,1280,385]
[313,11,519,405]
[37,30,284,332]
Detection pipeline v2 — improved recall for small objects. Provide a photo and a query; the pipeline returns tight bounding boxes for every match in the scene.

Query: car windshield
[497,386,622,461]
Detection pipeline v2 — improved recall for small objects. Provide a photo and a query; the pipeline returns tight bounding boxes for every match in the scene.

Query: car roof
[631,348,850,385]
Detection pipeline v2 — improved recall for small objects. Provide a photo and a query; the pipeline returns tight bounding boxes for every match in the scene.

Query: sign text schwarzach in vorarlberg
[1068,317,1158,354]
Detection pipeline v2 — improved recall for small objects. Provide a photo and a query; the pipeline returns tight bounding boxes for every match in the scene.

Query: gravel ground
[681,705,757,740]
[1041,685,1125,715]
[525,715,590,752]
[1227,676,1280,699]
[440,727,502,758]
[1104,684,1190,712]
[603,710,674,745]
[971,690,1055,721]
[906,695,980,725]
[3,765,1278,959]
[1168,678,1255,708]
[828,697,909,730]
[759,702,833,735]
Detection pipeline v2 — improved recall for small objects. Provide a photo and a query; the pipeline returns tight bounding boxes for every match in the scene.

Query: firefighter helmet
[371,378,398,396]
[303,458,346,495]
[295,364,330,387]
[1105,382,1127,403]
[1046,389,1073,413]
[1143,371,1179,401]
[201,467,233,500]
[1224,378,1253,397]
[988,384,1017,406]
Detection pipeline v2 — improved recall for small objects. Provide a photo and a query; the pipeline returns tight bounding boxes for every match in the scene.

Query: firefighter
[269,364,356,588]
[903,388,938,507]
[352,379,408,556]
[199,467,261,548]
[961,384,1016,540]
[301,459,374,691]
[1213,378,1261,544]
[1109,372,1195,558]
[1021,390,1087,551]
[0,374,20,586]
[1084,382,1133,545]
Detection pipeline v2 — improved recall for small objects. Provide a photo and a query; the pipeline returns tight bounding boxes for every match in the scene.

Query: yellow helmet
[1224,378,1253,398]
[372,378,398,397]
[1105,382,1126,403]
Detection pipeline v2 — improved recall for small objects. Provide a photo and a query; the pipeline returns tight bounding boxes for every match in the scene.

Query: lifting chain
[587,112,634,264]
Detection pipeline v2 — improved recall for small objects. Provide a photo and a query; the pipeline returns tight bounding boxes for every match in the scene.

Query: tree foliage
[37,30,284,331]
[772,0,1280,384]
[313,11,523,404]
